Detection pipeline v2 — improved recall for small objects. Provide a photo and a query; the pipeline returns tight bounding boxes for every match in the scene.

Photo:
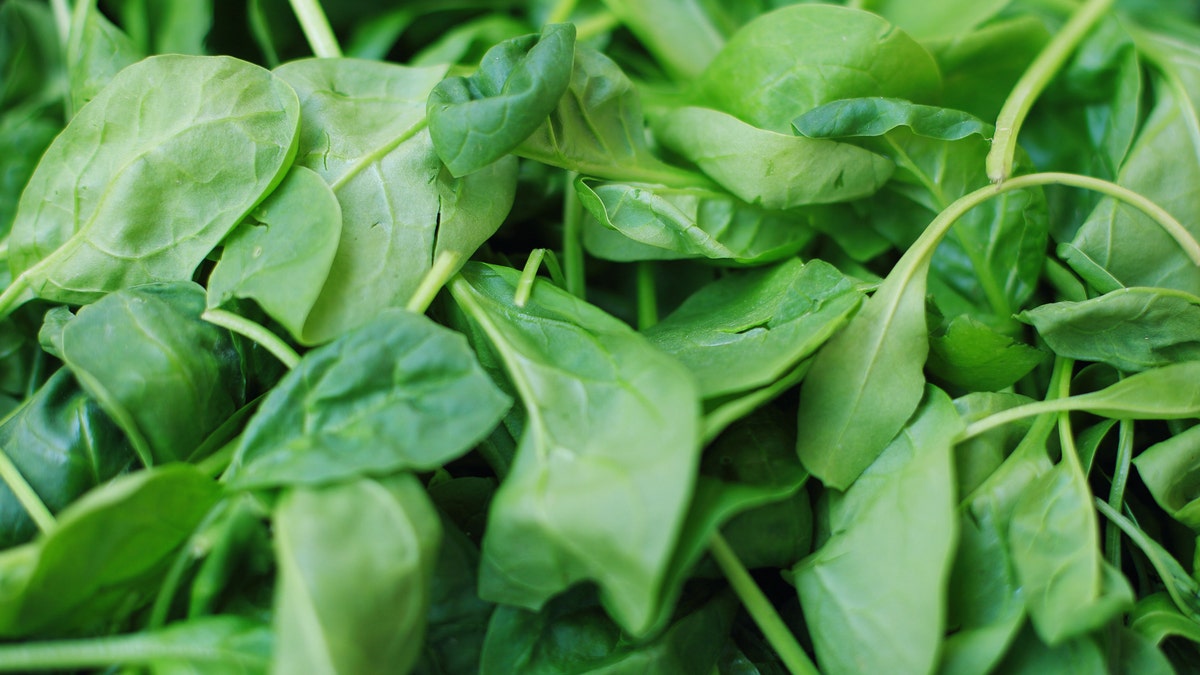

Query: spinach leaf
[1133,423,1200,529]
[104,0,213,56]
[4,54,299,314]
[0,114,58,238]
[862,0,1010,40]
[654,107,894,209]
[643,258,862,399]
[1130,593,1200,645]
[414,517,494,675]
[926,16,1049,122]
[66,2,141,112]
[206,166,342,345]
[46,282,246,467]
[0,464,220,637]
[699,5,941,133]
[1019,287,1200,372]
[228,308,510,489]
[428,24,575,177]
[272,474,440,675]
[927,315,1045,392]
[273,58,517,343]
[793,387,959,675]
[577,179,821,264]
[0,368,134,549]
[449,262,700,636]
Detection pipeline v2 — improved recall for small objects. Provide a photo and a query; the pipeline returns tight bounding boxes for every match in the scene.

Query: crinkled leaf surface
[52,281,246,466]
[7,54,299,310]
[644,258,863,398]
[207,165,342,345]
[428,23,575,176]
[449,262,700,636]
[272,474,440,675]
[228,309,510,489]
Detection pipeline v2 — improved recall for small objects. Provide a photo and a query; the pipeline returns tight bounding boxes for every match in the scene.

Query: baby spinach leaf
[793,98,992,142]
[272,474,440,675]
[479,586,737,674]
[413,517,494,675]
[449,262,700,636]
[50,282,246,467]
[1130,593,1200,645]
[654,107,894,210]
[105,0,213,56]
[793,387,959,675]
[1019,287,1200,372]
[66,2,141,112]
[228,309,510,489]
[1095,499,1200,625]
[602,0,725,80]
[274,58,517,343]
[926,16,1049,122]
[515,45,704,186]
[699,5,941,133]
[990,625,1107,674]
[577,178,820,264]
[1062,27,1200,295]
[428,24,575,177]
[0,368,135,549]
[644,258,863,398]
[0,0,62,111]
[207,166,342,345]
[0,114,59,238]
[0,464,220,637]
[861,0,1009,40]
[927,315,1045,392]
[5,54,300,314]
[1133,423,1200,529]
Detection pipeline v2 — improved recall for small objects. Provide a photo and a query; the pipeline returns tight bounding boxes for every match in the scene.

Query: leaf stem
[407,251,463,315]
[0,445,55,534]
[1106,419,1134,567]
[0,631,265,671]
[50,0,71,51]
[709,532,818,675]
[287,0,342,58]
[987,0,1114,182]
[636,261,658,330]
[201,309,299,370]
[0,274,31,322]
[563,172,587,299]
[515,249,547,307]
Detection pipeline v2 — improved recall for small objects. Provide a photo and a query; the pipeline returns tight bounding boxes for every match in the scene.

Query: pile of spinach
[4,0,1200,672]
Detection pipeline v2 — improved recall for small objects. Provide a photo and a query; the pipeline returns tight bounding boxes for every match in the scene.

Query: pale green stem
[540,249,569,289]
[563,172,587,300]
[960,397,1081,441]
[636,261,658,330]
[0,445,55,534]
[709,533,818,675]
[407,251,463,315]
[1055,357,1082,473]
[201,309,299,370]
[50,0,71,51]
[0,633,264,671]
[0,274,31,322]
[546,0,579,23]
[1106,419,1134,567]
[574,11,621,42]
[515,249,547,307]
[287,0,342,58]
[987,0,1115,182]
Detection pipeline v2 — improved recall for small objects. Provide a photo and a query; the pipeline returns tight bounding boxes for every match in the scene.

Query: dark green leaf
[926,16,1049,122]
[272,474,440,675]
[1134,424,1200,529]
[228,309,510,489]
[927,315,1045,391]
[428,24,575,176]
[793,98,992,142]
[449,262,700,636]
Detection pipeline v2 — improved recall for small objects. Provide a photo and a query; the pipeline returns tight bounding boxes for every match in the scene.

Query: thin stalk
[407,251,463,315]
[709,533,818,675]
[0,445,55,534]
[50,0,71,51]
[1055,357,1081,472]
[540,249,568,289]
[515,249,547,307]
[562,172,587,299]
[201,309,299,370]
[574,11,621,42]
[0,633,265,671]
[987,0,1115,182]
[546,0,579,23]
[287,0,342,58]
[636,261,658,330]
[0,275,30,322]
[1105,419,1135,567]
[146,500,228,630]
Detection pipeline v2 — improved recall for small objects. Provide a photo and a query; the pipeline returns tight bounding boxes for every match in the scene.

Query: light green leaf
[860,0,1010,40]
[1134,424,1200,529]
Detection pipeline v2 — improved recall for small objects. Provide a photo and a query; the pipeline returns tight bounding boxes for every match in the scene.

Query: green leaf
[793,98,992,142]
[449,262,700,636]
[990,625,1106,674]
[577,178,820,264]
[927,315,1045,392]
[926,16,1050,122]
[1019,287,1200,372]
[272,474,441,675]
[655,107,893,209]
[207,166,342,345]
[5,54,299,313]
[228,309,510,489]
[515,45,704,186]
[414,517,495,675]
[66,3,142,112]
[0,464,221,637]
[1130,593,1200,645]
[0,0,62,111]
[860,0,1010,40]
[49,282,246,466]
[699,5,941,133]
[644,258,863,398]
[274,58,517,343]
[793,387,960,675]
[428,24,575,177]
[601,0,725,80]
[0,114,58,238]
[1133,424,1200,529]
[0,368,135,549]
[1096,499,1200,624]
